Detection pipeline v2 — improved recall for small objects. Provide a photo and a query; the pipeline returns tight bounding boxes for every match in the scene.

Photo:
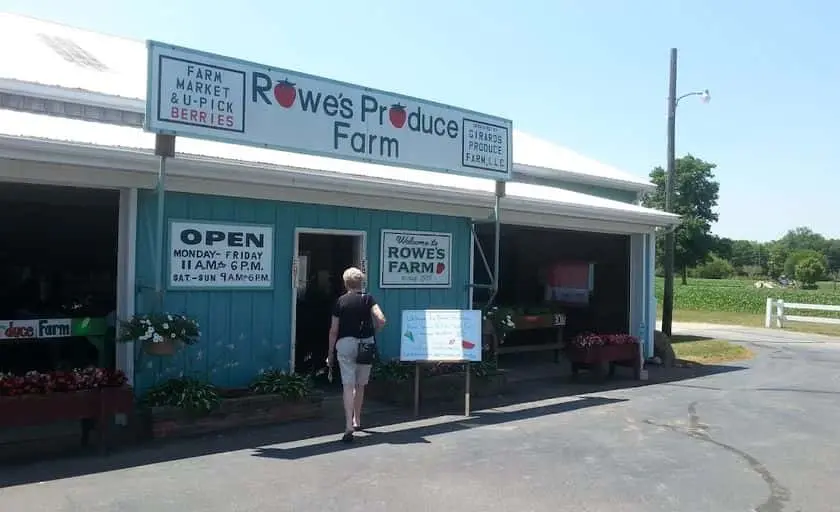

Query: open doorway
[292,229,365,376]
[0,183,119,375]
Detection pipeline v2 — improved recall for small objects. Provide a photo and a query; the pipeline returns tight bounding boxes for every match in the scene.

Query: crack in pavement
[644,401,791,512]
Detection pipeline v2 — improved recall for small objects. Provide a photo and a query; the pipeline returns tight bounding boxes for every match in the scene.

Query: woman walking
[327,267,387,443]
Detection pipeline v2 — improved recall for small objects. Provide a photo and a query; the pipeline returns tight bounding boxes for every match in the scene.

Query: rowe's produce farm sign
[145,41,512,181]
[380,229,452,289]
[169,220,274,289]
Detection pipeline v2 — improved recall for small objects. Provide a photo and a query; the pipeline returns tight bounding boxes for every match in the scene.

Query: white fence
[764,298,840,328]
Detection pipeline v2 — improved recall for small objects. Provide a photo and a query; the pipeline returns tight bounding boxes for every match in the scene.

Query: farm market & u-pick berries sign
[145,41,512,181]
[380,230,452,289]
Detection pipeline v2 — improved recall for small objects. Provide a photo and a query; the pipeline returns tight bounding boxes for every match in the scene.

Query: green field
[654,277,840,335]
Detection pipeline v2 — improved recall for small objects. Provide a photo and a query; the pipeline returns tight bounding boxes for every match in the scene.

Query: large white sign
[169,221,274,289]
[400,310,482,362]
[145,41,512,181]
[380,230,452,289]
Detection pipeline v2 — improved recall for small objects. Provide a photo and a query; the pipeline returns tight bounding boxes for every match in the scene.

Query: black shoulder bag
[355,293,378,365]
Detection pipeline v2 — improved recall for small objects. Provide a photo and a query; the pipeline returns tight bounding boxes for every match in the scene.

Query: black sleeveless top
[332,292,377,339]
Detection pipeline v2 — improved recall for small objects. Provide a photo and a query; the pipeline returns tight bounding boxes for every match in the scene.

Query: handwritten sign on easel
[400,310,482,417]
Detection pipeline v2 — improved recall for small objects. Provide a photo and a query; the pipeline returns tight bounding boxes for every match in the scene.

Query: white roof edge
[513,162,655,193]
[0,78,144,112]
[1,79,657,193]
[0,134,679,228]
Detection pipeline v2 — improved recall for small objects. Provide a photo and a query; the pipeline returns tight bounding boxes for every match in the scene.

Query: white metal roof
[0,11,654,192]
[0,109,677,229]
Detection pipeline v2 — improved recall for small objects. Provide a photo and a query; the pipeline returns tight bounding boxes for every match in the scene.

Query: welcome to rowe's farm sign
[144,41,513,181]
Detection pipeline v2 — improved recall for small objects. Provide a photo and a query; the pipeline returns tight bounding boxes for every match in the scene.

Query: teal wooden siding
[133,191,471,391]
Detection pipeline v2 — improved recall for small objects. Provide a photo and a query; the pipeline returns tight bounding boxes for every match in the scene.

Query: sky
[4,0,838,242]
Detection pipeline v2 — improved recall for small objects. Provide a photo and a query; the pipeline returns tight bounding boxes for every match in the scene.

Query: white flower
[153,333,163,343]
[167,315,173,321]
[162,323,170,330]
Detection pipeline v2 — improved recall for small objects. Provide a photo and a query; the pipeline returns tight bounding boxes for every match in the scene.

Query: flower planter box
[144,392,324,440]
[367,371,509,408]
[0,386,135,452]
[565,343,641,380]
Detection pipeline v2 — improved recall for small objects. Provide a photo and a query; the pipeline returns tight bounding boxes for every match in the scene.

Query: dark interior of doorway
[474,224,630,355]
[0,183,119,375]
[295,233,358,382]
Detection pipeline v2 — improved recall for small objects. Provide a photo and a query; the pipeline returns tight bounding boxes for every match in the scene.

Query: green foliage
[142,377,220,414]
[794,256,827,288]
[655,277,840,316]
[643,155,720,277]
[784,249,827,279]
[695,255,735,279]
[249,370,313,400]
[371,359,500,382]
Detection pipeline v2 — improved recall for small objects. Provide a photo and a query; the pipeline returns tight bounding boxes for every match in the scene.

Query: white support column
[628,233,645,340]
[646,232,656,358]
[116,188,138,385]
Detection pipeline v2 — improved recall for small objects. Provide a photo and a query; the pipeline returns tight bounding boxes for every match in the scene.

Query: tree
[730,239,762,271]
[784,249,827,279]
[794,256,827,288]
[695,255,735,279]
[642,155,720,284]
[712,236,734,262]
[825,239,840,274]
[777,227,827,253]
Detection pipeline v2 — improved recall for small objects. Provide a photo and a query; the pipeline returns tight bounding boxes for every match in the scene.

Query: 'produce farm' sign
[0,319,72,341]
[145,41,512,181]
[169,220,274,289]
[380,229,452,289]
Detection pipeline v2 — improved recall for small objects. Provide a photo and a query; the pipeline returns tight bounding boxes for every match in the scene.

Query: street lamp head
[701,89,711,104]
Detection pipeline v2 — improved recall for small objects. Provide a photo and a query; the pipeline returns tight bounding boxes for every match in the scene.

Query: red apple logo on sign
[273,79,296,108]
[389,104,407,128]
[435,263,446,275]
[461,340,476,350]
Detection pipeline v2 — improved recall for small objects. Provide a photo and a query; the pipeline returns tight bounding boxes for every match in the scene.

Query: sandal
[341,431,354,444]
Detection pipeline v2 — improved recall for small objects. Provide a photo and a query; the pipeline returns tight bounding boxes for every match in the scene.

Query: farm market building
[0,13,678,391]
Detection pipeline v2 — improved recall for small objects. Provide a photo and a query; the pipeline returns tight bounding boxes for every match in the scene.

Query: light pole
[661,47,710,337]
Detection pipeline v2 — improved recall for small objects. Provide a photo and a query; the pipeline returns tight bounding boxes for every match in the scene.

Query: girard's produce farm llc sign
[145,41,512,181]
[380,229,452,289]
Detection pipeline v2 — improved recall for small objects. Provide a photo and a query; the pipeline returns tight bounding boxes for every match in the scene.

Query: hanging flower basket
[143,338,179,356]
[118,312,201,357]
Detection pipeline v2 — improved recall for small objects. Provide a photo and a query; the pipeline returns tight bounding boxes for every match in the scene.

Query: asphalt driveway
[1,329,838,512]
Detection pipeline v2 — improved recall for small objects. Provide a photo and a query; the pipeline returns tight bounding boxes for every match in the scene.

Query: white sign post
[168,220,274,289]
[400,309,482,417]
[380,230,452,289]
[145,41,513,182]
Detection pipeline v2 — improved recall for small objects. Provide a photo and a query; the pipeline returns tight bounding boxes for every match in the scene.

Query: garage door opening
[473,224,630,363]
[0,183,120,375]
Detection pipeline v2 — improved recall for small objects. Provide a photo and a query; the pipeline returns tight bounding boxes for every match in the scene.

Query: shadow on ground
[669,334,715,343]
[0,358,747,488]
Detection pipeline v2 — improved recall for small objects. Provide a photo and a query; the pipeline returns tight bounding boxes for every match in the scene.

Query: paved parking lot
[2,329,838,512]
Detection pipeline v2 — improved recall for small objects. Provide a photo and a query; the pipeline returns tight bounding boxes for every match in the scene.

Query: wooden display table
[485,312,566,365]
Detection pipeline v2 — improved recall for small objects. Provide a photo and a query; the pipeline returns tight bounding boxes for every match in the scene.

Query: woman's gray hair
[342,267,365,291]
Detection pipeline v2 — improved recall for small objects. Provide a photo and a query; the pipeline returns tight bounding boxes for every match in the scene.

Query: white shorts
[336,336,374,386]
